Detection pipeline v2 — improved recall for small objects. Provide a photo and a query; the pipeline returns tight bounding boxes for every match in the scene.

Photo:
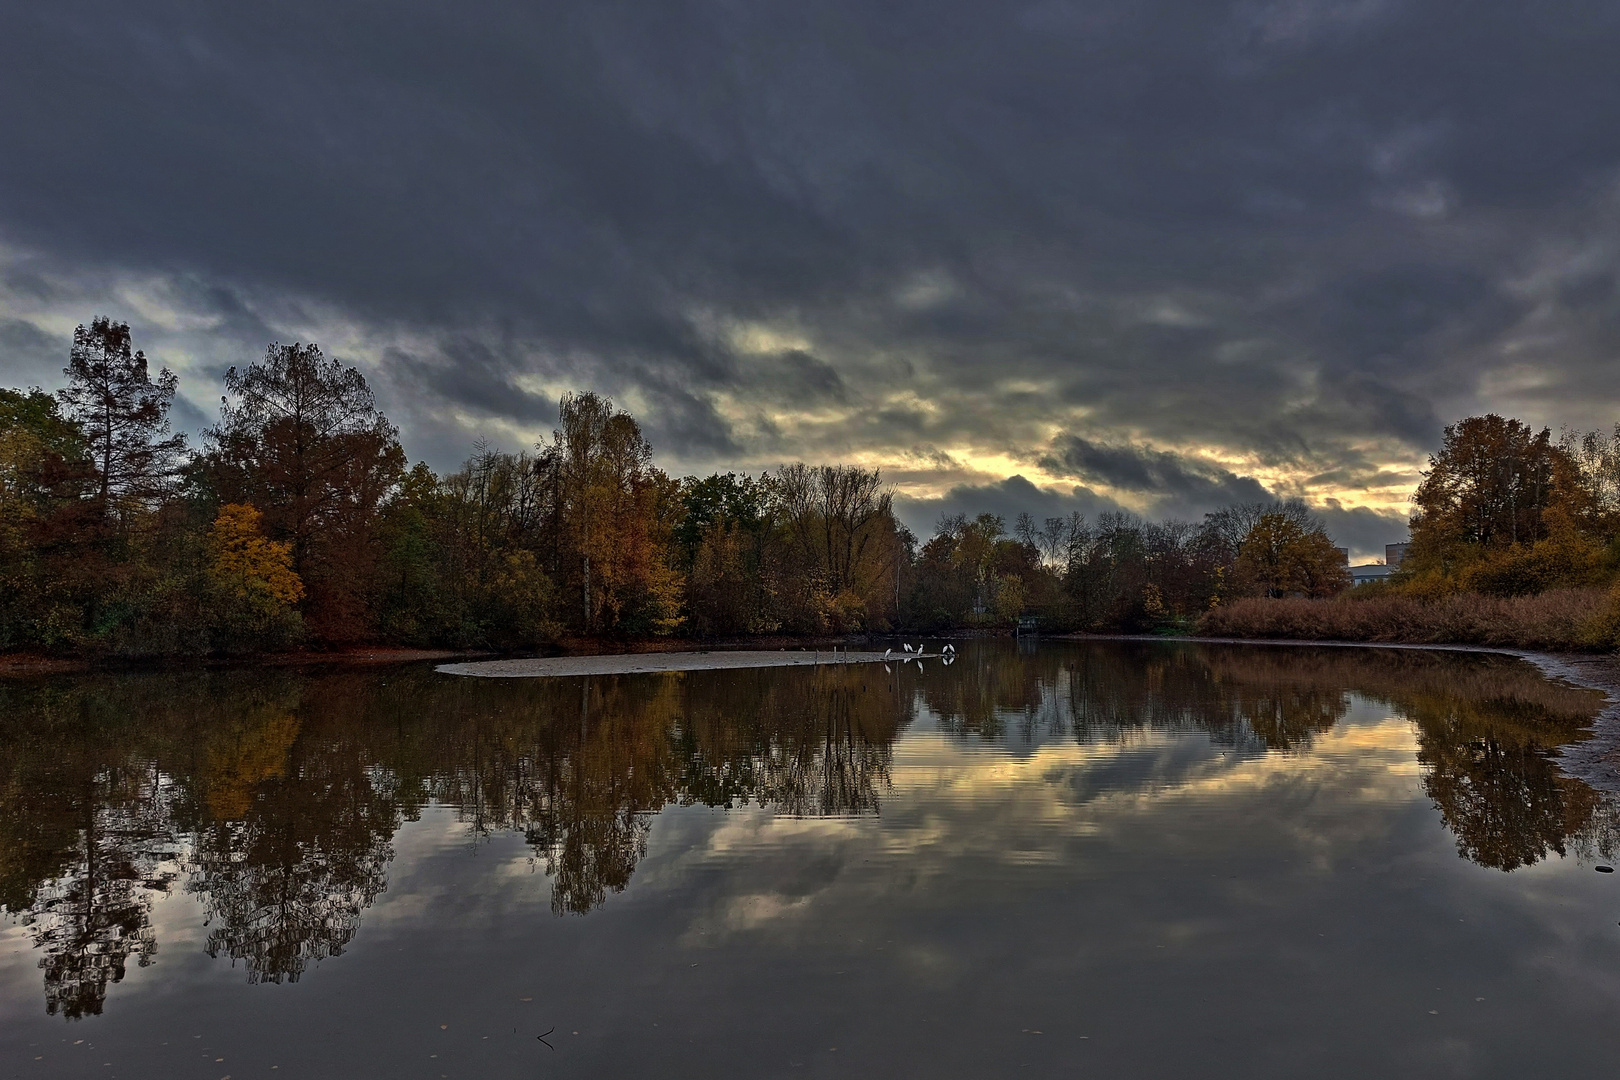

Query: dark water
[3,641,1620,1079]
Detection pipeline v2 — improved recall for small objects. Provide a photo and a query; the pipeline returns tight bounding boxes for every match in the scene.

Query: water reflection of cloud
[647,696,1432,947]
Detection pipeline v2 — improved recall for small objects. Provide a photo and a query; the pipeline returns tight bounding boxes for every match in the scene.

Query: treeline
[12,323,1619,657]
[4,318,1362,655]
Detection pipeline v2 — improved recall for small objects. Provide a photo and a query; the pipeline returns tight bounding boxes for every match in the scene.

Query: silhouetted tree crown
[57,317,184,514]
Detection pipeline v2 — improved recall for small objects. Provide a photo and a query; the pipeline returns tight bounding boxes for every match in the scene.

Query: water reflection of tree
[396,663,915,914]
[925,643,1349,751]
[929,641,1614,871]
[1408,691,1601,871]
[0,673,399,1007]
[0,680,180,1019]
[521,676,680,915]
[4,642,1610,1017]
[679,665,910,818]
[1197,647,1609,871]
[922,648,1052,740]
[1066,645,1349,750]
[184,698,396,982]
[30,783,175,1018]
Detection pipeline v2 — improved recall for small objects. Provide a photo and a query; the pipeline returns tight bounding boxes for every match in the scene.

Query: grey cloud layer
[1040,436,1273,515]
[2,0,1618,546]
[894,461,1408,558]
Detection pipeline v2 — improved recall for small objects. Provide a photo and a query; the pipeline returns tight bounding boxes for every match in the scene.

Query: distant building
[1385,542,1409,568]
[1349,563,1393,586]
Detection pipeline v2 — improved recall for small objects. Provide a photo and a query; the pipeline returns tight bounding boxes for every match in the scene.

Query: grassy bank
[1196,588,1620,651]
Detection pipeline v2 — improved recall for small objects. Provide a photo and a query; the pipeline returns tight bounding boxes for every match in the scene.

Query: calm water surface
[4,641,1620,1078]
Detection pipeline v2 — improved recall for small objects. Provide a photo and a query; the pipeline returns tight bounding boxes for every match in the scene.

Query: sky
[3,2,1619,561]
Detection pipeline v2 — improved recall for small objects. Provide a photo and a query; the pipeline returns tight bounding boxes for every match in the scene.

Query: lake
[3,640,1620,1078]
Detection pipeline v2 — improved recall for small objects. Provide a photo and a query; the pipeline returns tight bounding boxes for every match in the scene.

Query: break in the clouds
[4,1,1620,559]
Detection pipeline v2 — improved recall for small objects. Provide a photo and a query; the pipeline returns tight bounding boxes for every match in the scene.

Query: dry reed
[1196,588,1617,651]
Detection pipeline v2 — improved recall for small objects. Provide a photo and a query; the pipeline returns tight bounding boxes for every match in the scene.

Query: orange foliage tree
[206,503,304,649]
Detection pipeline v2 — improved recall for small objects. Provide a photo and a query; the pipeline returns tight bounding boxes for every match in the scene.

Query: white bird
[884,648,892,659]
[943,643,956,654]
[903,644,913,653]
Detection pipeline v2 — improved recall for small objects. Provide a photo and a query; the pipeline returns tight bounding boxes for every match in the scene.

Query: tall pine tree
[57,318,185,515]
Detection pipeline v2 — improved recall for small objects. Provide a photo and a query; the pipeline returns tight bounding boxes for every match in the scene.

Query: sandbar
[438,649,934,678]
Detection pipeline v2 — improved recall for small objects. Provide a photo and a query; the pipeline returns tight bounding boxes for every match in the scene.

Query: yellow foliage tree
[208,503,305,608]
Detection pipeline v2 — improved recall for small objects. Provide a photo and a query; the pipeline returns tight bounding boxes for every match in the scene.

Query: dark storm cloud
[0,318,59,388]
[766,351,849,406]
[1041,436,1274,510]
[389,340,559,426]
[1314,502,1412,561]
[895,471,1403,558]
[3,0,1619,497]
[895,476,1128,541]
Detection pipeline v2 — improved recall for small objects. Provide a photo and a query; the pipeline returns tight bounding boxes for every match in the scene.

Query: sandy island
[437,649,938,678]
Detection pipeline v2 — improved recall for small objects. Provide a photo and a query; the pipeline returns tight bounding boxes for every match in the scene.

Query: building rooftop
[1349,563,1393,585]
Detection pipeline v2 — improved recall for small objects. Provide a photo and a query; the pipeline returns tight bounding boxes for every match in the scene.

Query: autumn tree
[208,504,303,605]
[674,473,769,567]
[1036,515,1070,566]
[1059,511,1206,629]
[774,463,894,596]
[537,392,681,635]
[375,447,559,648]
[772,463,900,629]
[906,513,1059,629]
[1561,424,1620,523]
[1233,503,1349,598]
[1411,416,1580,555]
[1401,415,1610,595]
[56,318,185,516]
[204,504,304,650]
[201,344,405,640]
